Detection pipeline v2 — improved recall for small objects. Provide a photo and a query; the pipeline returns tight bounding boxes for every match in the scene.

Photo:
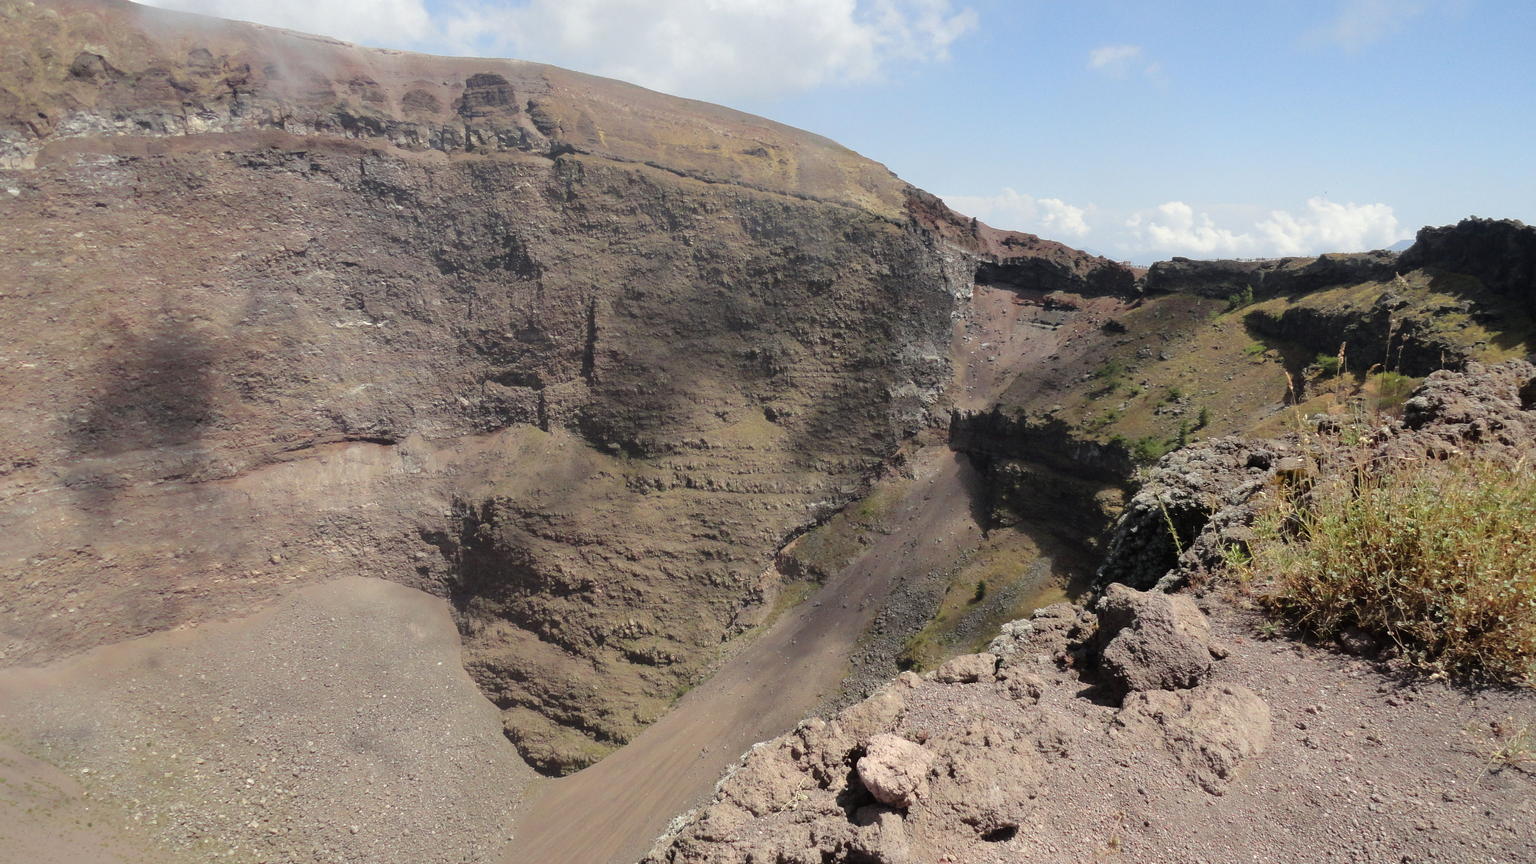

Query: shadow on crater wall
[63,309,218,512]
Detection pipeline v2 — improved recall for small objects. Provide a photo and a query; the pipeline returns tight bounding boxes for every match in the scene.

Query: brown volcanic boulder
[933,652,998,684]
[857,734,934,809]
[1096,584,1214,696]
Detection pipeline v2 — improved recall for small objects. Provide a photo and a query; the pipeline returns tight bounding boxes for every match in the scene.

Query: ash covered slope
[0,0,1133,774]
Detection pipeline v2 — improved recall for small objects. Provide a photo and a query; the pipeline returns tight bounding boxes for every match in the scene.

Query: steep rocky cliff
[0,0,1135,775]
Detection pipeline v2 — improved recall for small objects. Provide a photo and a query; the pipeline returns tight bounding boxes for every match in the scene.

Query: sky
[139,0,1536,264]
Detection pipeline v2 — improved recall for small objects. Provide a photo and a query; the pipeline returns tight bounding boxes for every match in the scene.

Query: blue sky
[142,0,1536,263]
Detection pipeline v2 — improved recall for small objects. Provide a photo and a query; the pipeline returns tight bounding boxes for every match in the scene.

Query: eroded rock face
[1399,218,1536,313]
[1144,252,1398,300]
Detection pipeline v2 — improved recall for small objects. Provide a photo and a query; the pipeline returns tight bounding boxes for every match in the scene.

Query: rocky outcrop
[1113,683,1271,795]
[949,409,1134,482]
[1092,436,1289,590]
[646,585,1272,863]
[857,734,933,808]
[1143,251,1399,300]
[1399,217,1536,313]
[649,547,1536,864]
[905,187,1140,299]
[1243,286,1483,377]
[1094,360,1536,593]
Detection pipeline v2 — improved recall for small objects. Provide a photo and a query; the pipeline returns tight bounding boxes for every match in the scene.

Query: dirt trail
[503,447,987,864]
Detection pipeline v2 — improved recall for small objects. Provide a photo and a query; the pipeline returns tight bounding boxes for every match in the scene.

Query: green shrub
[1247,457,1536,686]
[1371,371,1418,414]
[1195,406,1212,429]
[1242,341,1267,358]
[1130,435,1173,465]
[1313,353,1342,377]
[1226,286,1255,311]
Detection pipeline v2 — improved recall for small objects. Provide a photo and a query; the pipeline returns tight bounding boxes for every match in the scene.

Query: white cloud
[1124,201,1253,257]
[1086,43,1163,81]
[945,191,1409,262]
[1124,198,1407,259]
[443,0,977,101]
[140,0,432,48]
[1254,198,1404,256]
[1087,43,1142,73]
[943,188,1092,239]
[1314,0,1428,50]
[142,0,978,102]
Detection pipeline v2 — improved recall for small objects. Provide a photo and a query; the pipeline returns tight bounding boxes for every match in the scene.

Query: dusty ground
[0,742,164,864]
[0,577,531,864]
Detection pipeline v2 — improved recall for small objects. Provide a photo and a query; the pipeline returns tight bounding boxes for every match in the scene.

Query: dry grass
[1245,455,1536,687]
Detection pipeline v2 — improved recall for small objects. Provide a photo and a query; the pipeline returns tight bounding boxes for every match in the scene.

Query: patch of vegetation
[1085,408,1122,432]
[1312,352,1342,378]
[1474,718,1534,774]
[897,528,1093,671]
[1242,341,1268,358]
[1129,435,1174,465]
[1370,370,1418,414]
[785,476,911,578]
[971,580,988,604]
[766,578,821,625]
[1089,357,1130,397]
[1225,285,1255,311]
[1245,456,1536,687]
[1094,357,1126,381]
[1195,406,1211,429]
